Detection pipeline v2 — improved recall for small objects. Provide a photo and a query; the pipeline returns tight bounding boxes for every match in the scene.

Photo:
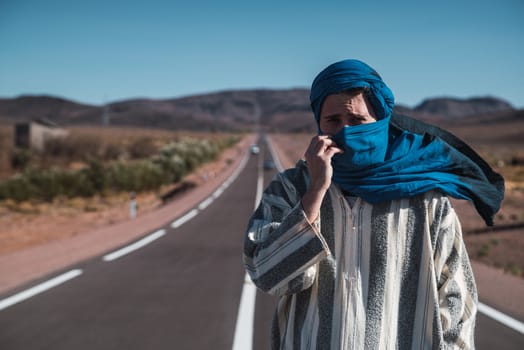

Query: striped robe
[243,160,477,349]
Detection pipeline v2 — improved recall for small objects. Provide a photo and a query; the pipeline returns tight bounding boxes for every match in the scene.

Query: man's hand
[301,135,343,223]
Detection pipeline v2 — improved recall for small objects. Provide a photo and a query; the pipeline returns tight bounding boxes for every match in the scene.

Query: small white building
[15,118,69,152]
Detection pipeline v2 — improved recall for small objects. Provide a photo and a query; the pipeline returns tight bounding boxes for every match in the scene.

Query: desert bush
[43,137,69,158]
[162,138,221,171]
[128,137,158,159]
[0,135,240,202]
[44,134,101,161]
[107,160,166,192]
[0,174,35,201]
[100,142,124,161]
[84,159,107,192]
[477,244,490,257]
[59,170,97,197]
[505,263,523,277]
[0,167,97,201]
[10,149,32,170]
[152,153,187,183]
[23,168,64,201]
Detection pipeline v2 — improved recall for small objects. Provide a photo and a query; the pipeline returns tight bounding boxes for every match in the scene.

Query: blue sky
[1,0,523,108]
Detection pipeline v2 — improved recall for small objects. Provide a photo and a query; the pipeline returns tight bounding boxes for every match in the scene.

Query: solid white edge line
[232,149,264,350]
[0,269,83,311]
[171,209,199,229]
[232,274,257,350]
[256,174,264,208]
[265,134,284,172]
[102,229,166,262]
[478,302,524,335]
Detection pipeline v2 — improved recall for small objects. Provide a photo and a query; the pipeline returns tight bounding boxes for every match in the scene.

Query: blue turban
[310,59,394,122]
[308,59,504,226]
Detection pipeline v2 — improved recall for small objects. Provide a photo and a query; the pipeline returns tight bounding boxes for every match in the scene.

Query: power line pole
[102,95,111,126]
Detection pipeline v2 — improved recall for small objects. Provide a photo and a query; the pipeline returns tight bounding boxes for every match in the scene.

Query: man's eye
[350,116,366,124]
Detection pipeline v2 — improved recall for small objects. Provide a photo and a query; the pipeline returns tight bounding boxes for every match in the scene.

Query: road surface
[0,136,523,349]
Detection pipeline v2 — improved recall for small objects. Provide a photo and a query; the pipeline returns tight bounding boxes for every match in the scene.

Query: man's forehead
[320,92,376,119]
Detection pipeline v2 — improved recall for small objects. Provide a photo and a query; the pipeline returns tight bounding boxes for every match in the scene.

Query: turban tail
[309,59,504,226]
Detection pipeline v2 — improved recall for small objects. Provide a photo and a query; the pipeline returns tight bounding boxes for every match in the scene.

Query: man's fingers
[305,135,343,162]
[315,137,338,153]
[326,146,343,157]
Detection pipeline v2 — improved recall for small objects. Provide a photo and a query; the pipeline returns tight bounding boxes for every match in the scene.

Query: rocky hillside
[414,96,515,118]
[0,96,99,124]
[0,90,519,132]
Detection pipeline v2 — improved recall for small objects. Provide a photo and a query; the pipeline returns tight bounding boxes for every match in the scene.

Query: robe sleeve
[243,169,330,296]
[433,196,478,349]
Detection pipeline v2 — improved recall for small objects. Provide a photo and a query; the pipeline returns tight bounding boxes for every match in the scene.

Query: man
[243,59,504,349]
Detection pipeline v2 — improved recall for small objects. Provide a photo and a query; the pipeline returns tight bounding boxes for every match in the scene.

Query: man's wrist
[301,185,328,223]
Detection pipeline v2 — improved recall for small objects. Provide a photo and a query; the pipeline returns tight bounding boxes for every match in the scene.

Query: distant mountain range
[0,89,520,132]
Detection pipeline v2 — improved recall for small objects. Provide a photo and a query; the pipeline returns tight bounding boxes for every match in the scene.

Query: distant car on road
[250,144,260,155]
[263,159,275,170]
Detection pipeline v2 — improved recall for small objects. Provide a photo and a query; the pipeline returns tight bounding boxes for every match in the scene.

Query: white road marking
[265,134,284,172]
[256,169,264,208]
[232,145,266,350]
[212,186,225,198]
[198,197,214,210]
[0,269,83,311]
[171,209,199,229]
[478,302,524,335]
[232,274,258,350]
[102,229,166,262]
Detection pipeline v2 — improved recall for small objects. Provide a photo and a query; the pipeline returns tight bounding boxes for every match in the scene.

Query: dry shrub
[0,134,241,202]
[127,136,158,159]
[44,134,101,161]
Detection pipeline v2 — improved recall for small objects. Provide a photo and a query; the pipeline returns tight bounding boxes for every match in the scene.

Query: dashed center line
[198,197,214,210]
[0,269,83,311]
[171,209,199,229]
[103,229,166,262]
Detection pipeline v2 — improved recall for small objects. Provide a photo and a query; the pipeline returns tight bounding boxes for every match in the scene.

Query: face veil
[330,117,390,171]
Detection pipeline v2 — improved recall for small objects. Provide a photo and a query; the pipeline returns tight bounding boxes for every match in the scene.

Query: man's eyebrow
[322,113,342,119]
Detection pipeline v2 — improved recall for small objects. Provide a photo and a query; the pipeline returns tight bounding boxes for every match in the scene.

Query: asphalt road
[0,144,260,350]
[0,137,523,349]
